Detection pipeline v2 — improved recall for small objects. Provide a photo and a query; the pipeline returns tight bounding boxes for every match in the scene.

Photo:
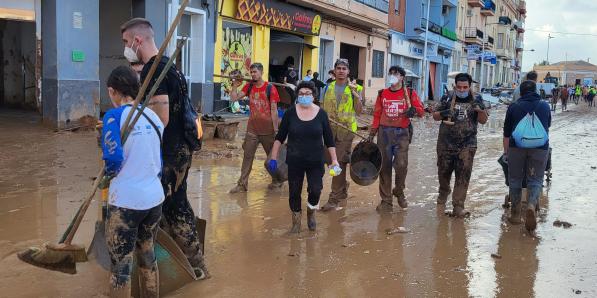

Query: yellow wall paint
[302,35,320,77]
[253,25,270,79]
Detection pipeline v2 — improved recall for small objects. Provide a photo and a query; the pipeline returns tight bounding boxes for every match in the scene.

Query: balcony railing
[354,0,389,13]
[464,27,484,39]
[518,0,527,14]
[481,0,496,16]
[467,0,485,8]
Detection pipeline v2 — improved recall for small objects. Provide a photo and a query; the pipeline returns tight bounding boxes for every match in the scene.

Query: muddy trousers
[287,162,324,212]
[161,153,205,269]
[107,204,162,298]
[237,132,279,188]
[508,147,548,208]
[328,134,355,203]
[377,126,410,204]
[437,148,477,208]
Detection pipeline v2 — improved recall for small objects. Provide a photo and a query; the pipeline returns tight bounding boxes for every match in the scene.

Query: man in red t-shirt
[229,63,282,192]
[369,66,425,212]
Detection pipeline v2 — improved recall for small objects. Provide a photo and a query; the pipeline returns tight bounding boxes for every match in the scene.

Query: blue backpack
[512,102,548,148]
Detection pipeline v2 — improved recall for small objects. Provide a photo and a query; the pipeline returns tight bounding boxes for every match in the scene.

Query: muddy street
[0,104,596,297]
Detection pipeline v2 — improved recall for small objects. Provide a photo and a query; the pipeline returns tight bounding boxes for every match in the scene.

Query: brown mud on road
[1,105,596,297]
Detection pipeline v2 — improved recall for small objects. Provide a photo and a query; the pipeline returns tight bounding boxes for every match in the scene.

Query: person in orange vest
[369,66,425,212]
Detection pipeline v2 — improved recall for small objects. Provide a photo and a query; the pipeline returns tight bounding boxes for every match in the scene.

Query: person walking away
[550,87,558,112]
[583,86,589,102]
[589,86,596,107]
[319,58,364,212]
[369,66,425,212]
[575,85,582,103]
[102,66,164,297]
[269,81,339,233]
[121,18,209,278]
[311,72,326,103]
[325,70,336,84]
[228,63,283,192]
[560,85,569,111]
[303,69,313,81]
[503,80,551,232]
[432,73,488,217]
[512,71,538,103]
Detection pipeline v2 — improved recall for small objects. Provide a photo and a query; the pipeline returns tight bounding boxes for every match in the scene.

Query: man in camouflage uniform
[432,73,488,217]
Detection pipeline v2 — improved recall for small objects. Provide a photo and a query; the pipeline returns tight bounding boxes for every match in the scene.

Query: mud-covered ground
[0,102,596,297]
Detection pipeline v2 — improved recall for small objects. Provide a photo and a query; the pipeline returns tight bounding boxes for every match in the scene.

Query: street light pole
[546,34,555,64]
[420,0,431,102]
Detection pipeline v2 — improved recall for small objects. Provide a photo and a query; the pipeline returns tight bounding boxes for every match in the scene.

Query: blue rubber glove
[268,159,278,172]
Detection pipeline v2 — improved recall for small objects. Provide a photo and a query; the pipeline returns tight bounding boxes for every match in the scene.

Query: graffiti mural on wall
[221,21,253,100]
[235,0,321,35]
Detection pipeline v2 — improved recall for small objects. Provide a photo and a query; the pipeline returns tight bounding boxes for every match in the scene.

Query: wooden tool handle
[214,74,289,88]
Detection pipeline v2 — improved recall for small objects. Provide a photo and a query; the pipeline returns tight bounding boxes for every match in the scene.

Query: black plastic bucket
[350,140,382,186]
[264,144,288,182]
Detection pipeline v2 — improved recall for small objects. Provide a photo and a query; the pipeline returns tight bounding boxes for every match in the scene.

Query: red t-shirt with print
[242,82,280,135]
[371,88,424,129]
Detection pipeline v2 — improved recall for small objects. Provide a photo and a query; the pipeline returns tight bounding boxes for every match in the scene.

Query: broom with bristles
[17,0,190,274]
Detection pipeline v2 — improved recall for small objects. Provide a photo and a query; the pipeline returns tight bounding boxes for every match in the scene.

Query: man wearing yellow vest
[320,58,364,212]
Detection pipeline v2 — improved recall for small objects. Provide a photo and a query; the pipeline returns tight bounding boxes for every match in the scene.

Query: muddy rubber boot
[193,261,211,280]
[451,206,470,218]
[267,181,283,190]
[290,211,301,234]
[229,184,247,194]
[307,208,316,231]
[397,197,408,209]
[508,203,522,224]
[376,200,393,213]
[525,203,537,231]
[320,200,338,212]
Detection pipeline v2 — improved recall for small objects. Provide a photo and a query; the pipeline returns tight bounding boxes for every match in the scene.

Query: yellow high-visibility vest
[322,81,361,132]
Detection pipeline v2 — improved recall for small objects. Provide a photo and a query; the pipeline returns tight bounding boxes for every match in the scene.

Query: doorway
[319,39,334,80]
[0,19,36,110]
[340,43,360,81]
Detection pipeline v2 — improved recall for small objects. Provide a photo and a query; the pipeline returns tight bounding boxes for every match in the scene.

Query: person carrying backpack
[229,62,284,192]
[121,18,208,279]
[368,66,424,212]
[503,80,551,232]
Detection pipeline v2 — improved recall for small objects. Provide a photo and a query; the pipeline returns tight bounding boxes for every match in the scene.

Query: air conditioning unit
[466,9,473,17]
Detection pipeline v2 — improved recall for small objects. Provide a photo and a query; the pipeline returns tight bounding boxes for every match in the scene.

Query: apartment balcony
[485,35,494,50]
[515,39,524,51]
[467,0,485,8]
[496,47,511,59]
[514,20,525,33]
[289,0,388,29]
[480,0,496,16]
[464,27,484,46]
[518,0,527,15]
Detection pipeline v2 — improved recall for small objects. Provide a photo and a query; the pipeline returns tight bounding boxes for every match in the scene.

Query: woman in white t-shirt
[101,66,164,297]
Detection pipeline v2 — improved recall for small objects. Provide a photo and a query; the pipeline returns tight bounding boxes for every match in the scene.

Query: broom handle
[213,74,289,88]
[59,2,189,245]
[328,117,368,141]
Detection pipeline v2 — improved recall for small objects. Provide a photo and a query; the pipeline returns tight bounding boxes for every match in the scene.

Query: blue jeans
[508,147,549,207]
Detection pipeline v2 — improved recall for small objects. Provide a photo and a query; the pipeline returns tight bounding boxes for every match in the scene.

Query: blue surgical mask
[297,95,314,106]
[455,90,470,99]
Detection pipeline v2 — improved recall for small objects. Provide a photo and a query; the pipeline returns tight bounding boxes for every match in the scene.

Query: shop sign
[441,27,457,41]
[410,44,424,57]
[220,22,253,100]
[235,0,321,35]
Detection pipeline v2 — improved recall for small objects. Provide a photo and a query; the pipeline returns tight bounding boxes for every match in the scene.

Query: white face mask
[388,75,399,86]
[124,40,140,63]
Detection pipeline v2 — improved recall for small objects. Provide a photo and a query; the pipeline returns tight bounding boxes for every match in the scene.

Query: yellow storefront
[214,0,322,101]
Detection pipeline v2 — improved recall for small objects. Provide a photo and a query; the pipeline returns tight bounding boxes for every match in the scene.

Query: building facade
[452,0,526,91]
[534,60,597,87]
[0,0,217,128]
[213,0,390,106]
[405,0,458,101]
[388,0,423,92]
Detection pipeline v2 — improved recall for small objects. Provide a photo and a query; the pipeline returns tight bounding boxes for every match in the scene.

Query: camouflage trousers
[106,204,162,298]
[161,152,206,269]
[437,147,477,208]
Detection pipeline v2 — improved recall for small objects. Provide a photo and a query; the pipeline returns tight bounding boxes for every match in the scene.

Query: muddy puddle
[0,104,596,297]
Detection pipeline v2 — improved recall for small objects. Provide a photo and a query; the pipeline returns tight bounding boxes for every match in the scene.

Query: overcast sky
[521,0,597,71]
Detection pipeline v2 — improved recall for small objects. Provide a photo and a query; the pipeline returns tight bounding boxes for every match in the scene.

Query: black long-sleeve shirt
[275,106,335,166]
